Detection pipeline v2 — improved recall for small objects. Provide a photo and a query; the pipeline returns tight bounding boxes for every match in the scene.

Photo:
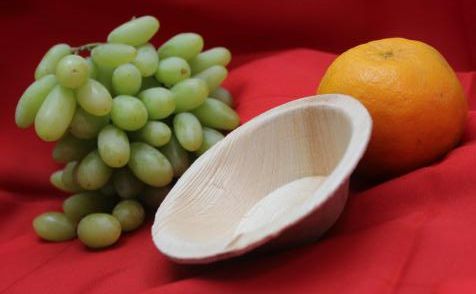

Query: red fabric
[1,0,476,293]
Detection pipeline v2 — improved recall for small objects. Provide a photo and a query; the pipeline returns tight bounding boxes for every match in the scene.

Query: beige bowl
[152,94,372,264]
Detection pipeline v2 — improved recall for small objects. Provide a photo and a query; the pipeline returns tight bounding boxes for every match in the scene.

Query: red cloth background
[1,0,476,293]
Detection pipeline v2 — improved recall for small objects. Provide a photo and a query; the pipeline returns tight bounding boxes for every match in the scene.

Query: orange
[317,37,468,178]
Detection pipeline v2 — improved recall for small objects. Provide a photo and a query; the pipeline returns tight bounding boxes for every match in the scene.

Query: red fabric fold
[1,0,476,293]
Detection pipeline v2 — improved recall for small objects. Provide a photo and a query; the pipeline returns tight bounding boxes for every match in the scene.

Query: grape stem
[72,42,102,53]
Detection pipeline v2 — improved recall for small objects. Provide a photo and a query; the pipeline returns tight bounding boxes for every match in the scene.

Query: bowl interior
[154,97,357,260]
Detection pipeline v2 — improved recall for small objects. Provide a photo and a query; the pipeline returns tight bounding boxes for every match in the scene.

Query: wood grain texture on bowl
[152,94,372,264]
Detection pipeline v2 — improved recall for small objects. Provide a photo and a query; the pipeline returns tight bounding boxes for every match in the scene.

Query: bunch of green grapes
[15,16,239,249]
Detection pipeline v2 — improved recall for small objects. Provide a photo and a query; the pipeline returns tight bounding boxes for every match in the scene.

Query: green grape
[192,98,240,130]
[154,57,191,87]
[138,87,175,119]
[140,76,161,91]
[50,170,67,191]
[193,65,227,92]
[52,133,96,163]
[196,127,225,156]
[111,95,148,131]
[158,33,203,60]
[76,79,112,116]
[133,43,159,77]
[85,57,98,79]
[112,168,144,199]
[132,121,171,147]
[33,212,77,242]
[61,161,82,192]
[15,74,57,128]
[173,112,203,151]
[34,85,76,142]
[129,142,173,187]
[139,185,171,209]
[34,44,72,80]
[91,44,137,68]
[112,200,145,232]
[50,170,77,193]
[107,15,159,46]
[112,63,142,95]
[189,47,231,74]
[76,150,113,190]
[160,135,191,177]
[70,107,109,139]
[170,78,208,112]
[210,86,234,107]
[77,213,121,249]
[98,125,130,168]
[56,55,89,89]
[96,64,114,93]
[63,192,118,223]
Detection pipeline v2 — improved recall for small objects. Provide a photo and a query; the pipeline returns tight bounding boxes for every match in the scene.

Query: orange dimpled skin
[317,38,468,178]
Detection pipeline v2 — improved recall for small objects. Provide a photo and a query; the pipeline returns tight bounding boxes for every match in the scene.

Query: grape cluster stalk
[15,15,239,249]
